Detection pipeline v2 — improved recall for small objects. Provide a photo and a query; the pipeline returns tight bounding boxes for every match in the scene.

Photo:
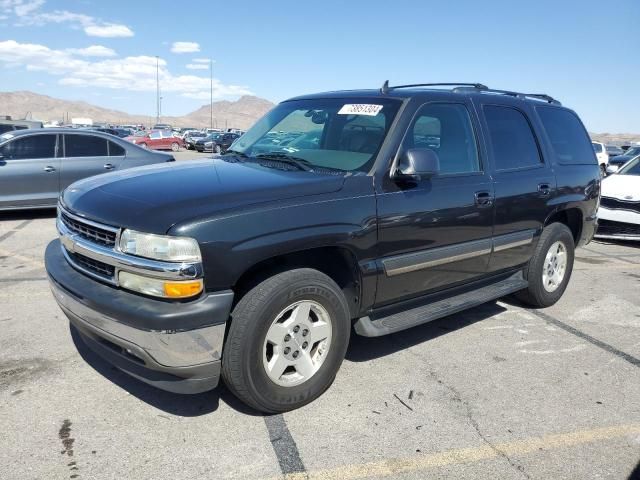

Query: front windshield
[229,98,402,172]
[618,156,640,175]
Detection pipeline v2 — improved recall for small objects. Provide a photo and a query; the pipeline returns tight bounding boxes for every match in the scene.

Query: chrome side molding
[382,229,536,277]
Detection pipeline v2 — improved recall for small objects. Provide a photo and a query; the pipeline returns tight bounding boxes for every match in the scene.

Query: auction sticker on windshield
[338,104,383,116]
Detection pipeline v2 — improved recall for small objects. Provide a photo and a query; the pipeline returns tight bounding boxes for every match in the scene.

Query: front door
[375,102,494,306]
[0,133,60,208]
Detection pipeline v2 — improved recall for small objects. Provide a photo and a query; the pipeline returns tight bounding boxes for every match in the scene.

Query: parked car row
[591,141,640,175]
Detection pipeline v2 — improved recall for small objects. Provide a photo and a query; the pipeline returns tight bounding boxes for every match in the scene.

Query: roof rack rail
[379,81,561,105]
[380,81,488,94]
[452,86,561,105]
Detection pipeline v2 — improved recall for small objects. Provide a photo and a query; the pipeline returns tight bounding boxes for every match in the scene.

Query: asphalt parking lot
[0,172,639,479]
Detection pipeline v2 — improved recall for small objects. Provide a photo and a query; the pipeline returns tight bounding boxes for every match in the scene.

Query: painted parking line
[279,424,640,480]
[0,219,32,244]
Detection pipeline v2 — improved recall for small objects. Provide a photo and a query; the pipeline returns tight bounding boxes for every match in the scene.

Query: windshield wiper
[255,152,314,171]
[223,149,248,157]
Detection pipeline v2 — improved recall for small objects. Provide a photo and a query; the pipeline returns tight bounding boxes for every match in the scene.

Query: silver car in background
[0,128,175,210]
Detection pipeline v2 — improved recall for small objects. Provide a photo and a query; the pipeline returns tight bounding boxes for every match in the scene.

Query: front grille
[600,197,640,214]
[61,212,117,247]
[597,219,640,237]
[69,251,115,279]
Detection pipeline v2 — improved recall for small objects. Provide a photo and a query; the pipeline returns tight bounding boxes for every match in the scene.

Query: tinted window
[537,108,596,165]
[0,125,14,134]
[592,142,603,153]
[108,141,125,156]
[484,106,542,170]
[65,134,108,157]
[0,134,56,160]
[404,103,480,175]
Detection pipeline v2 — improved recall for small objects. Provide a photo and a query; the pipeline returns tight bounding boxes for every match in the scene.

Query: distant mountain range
[0,91,275,129]
[1,91,638,143]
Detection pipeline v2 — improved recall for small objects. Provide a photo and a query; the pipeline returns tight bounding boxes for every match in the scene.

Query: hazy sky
[1,0,638,132]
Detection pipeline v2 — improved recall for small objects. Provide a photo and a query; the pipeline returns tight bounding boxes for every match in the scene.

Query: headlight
[119,229,201,262]
[119,271,203,299]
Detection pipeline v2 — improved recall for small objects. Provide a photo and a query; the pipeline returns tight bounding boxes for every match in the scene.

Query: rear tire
[222,268,351,413]
[140,143,148,149]
[515,223,575,308]
[171,142,180,152]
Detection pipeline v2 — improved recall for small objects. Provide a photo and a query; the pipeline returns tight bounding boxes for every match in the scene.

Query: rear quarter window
[537,107,596,165]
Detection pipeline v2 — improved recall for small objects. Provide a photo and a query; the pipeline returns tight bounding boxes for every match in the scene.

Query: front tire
[171,142,180,152]
[215,144,222,154]
[222,268,351,413]
[516,223,575,308]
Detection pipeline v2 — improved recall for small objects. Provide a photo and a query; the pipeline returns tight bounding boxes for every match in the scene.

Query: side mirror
[393,148,440,182]
[606,164,619,174]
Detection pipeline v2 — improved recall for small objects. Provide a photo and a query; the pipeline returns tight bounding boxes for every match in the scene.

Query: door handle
[43,166,56,173]
[474,191,494,207]
[537,183,551,196]
[104,163,115,170]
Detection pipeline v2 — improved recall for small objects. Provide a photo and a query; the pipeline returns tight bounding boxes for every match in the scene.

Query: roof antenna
[380,80,390,95]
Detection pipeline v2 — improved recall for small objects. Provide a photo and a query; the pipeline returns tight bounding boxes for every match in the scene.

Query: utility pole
[210,58,213,130]
[155,56,160,126]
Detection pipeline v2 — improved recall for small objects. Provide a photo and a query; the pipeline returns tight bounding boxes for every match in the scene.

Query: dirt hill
[0,91,274,130]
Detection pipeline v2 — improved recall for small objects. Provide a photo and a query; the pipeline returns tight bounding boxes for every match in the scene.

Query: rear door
[475,101,556,273]
[0,133,60,208]
[60,133,120,190]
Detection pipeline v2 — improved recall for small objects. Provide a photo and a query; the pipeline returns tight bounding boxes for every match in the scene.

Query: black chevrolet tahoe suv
[45,83,600,413]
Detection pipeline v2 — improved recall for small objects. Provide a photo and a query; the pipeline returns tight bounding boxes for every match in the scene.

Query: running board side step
[354,272,527,337]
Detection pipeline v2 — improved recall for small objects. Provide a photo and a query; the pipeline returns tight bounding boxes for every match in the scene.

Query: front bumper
[45,240,234,394]
[596,207,640,241]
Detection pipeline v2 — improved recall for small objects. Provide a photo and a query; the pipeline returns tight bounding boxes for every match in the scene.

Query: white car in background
[596,155,640,241]
[592,141,609,173]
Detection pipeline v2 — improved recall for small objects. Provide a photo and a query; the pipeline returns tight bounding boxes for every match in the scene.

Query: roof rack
[380,81,488,94]
[379,81,561,105]
[452,86,561,105]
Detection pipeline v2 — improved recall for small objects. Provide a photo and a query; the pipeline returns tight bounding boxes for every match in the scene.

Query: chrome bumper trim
[50,277,225,368]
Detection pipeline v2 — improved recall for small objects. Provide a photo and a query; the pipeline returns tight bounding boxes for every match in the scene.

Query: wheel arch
[231,246,363,319]
[544,207,583,245]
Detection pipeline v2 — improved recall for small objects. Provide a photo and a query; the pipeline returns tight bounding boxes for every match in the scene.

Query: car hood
[61,157,346,234]
[601,174,640,201]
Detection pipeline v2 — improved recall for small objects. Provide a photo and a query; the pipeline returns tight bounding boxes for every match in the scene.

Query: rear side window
[108,141,125,156]
[537,108,596,165]
[484,106,542,171]
[404,103,480,175]
[592,142,603,153]
[0,134,56,160]
[65,134,108,157]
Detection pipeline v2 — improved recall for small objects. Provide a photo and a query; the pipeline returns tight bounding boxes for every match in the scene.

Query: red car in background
[125,130,184,151]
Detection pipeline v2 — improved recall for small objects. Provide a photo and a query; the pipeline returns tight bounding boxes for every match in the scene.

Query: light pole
[155,55,160,126]
[209,59,215,131]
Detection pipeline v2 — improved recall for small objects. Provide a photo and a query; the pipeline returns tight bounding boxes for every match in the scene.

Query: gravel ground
[0,195,638,479]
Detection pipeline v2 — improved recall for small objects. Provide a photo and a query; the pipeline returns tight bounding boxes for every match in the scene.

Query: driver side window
[404,103,480,175]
